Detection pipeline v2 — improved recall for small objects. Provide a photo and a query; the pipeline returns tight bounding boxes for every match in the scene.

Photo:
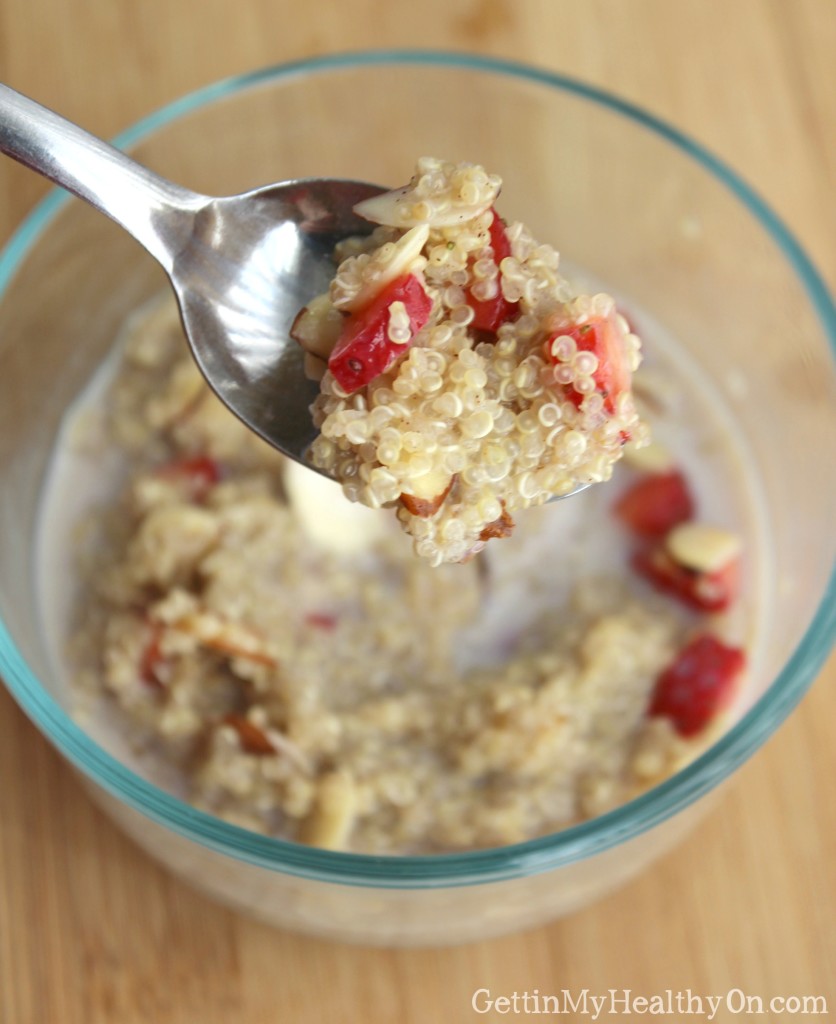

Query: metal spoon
[0,83,383,463]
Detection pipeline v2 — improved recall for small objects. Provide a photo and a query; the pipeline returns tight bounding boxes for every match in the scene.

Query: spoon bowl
[0,83,385,467]
[172,179,383,459]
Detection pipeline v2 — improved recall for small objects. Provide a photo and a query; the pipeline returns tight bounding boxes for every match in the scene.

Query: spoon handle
[0,84,207,270]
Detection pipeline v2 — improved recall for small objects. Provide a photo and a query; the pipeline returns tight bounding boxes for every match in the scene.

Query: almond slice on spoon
[355,185,495,228]
[290,292,344,360]
[334,223,430,312]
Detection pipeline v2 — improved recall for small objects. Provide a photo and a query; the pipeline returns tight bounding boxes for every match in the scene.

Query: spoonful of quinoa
[0,87,647,565]
[293,157,648,564]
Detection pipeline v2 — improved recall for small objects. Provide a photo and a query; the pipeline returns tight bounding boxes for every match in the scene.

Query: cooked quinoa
[297,157,649,566]
[67,295,694,854]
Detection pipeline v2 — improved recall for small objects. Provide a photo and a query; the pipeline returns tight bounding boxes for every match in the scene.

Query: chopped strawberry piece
[650,634,745,736]
[466,209,519,333]
[157,454,221,502]
[305,612,337,631]
[632,546,740,612]
[222,714,276,755]
[486,209,513,262]
[328,273,432,393]
[614,471,694,537]
[139,623,166,691]
[546,312,631,414]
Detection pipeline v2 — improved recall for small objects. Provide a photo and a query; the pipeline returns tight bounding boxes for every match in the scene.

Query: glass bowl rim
[1,49,834,888]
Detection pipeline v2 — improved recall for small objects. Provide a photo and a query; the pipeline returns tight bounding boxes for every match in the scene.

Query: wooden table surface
[1,2,834,1021]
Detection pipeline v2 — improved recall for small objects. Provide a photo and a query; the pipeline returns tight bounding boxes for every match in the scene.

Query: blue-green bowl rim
[1,50,834,888]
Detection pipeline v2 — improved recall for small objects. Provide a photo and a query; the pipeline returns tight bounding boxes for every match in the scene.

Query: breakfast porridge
[294,158,649,565]
[53,273,749,853]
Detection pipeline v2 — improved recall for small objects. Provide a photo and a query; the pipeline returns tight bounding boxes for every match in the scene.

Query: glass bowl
[1,51,834,947]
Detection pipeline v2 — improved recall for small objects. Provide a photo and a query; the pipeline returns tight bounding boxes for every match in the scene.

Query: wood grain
[1,1,834,1020]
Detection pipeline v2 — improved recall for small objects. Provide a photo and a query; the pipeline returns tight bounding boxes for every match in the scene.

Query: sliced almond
[301,771,358,850]
[622,439,674,473]
[223,713,276,755]
[174,611,278,667]
[665,522,742,574]
[479,505,515,541]
[303,351,327,382]
[283,458,389,554]
[355,187,493,229]
[337,224,430,312]
[289,292,344,359]
[354,185,420,227]
[400,470,454,517]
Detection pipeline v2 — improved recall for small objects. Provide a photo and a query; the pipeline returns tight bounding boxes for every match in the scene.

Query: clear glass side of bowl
[0,59,833,931]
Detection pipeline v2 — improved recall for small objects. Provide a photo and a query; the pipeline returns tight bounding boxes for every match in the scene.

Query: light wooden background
[1,2,834,1021]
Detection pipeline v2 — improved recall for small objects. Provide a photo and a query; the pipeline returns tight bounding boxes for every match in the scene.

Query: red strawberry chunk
[546,312,631,414]
[650,634,745,736]
[466,209,520,333]
[157,454,221,503]
[614,471,694,537]
[305,612,337,631]
[632,545,740,612]
[328,273,432,393]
